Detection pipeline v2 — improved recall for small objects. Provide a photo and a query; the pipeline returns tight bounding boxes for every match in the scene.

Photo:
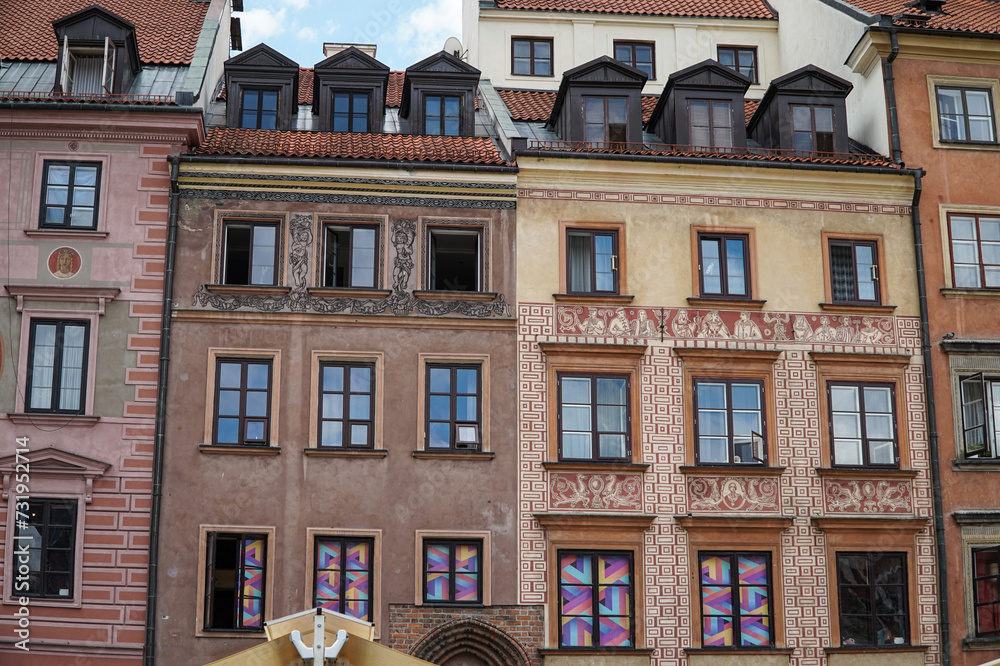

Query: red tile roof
[493,0,775,19]
[387,71,404,108]
[197,128,510,165]
[844,0,1000,33]
[498,88,660,122]
[0,0,209,65]
[744,99,760,124]
[298,68,314,105]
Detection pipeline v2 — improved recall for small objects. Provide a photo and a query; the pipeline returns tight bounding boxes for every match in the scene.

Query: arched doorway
[410,618,530,666]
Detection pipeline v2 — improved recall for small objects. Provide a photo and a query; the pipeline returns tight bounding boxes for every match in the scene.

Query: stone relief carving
[549,473,643,511]
[556,306,896,345]
[824,479,912,514]
[688,476,780,512]
[193,216,510,318]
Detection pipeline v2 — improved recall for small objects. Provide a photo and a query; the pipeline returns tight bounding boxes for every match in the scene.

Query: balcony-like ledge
[307,287,391,299]
[539,648,655,657]
[686,297,766,310]
[940,287,1000,300]
[413,290,499,302]
[202,284,290,296]
[6,413,100,427]
[304,448,388,458]
[198,444,281,456]
[963,636,1000,651]
[684,648,795,655]
[23,229,110,240]
[553,293,635,305]
[818,302,897,314]
[543,461,650,473]
[814,467,918,479]
[412,450,495,461]
[824,645,928,654]
[679,465,785,477]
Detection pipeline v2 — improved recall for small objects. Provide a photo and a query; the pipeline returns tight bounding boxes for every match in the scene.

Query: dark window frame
[557,372,632,463]
[239,87,280,130]
[421,539,483,605]
[318,361,375,449]
[828,381,899,469]
[426,226,483,292]
[25,319,90,414]
[511,37,553,77]
[212,358,273,447]
[565,229,619,295]
[698,551,775,649]
[693,378,767,466]
[973,545,1000,637]
[835,552,909,647]
[697,233,751,299]
[936,85,998,145]
[38,161,102,230]
[790,104,835,153]
[424,94,462,136]
[425,363,482,452]
[323,222,380,289]
[583,96,629,146]
[15,498,78,600]
[313,535,375,621]
[828,238,881,304]
[331,90,371,133]
[221,220,280,287]
[717,46,758,84]
[614,41,655,79]
[557,550,635,649]
[688,99,734,149]
[948,213,1000,290]
[204,532,268,632]
[960,373,1000,458]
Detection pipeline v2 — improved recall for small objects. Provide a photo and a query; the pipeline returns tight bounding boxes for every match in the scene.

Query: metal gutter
[178,153,518,173]
[142,156,181,666]
[884,29,903,164]
[0,101,203,113]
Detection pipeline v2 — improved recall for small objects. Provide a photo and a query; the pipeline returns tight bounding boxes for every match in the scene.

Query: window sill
[304,448,388,458]
[824,645,928,654]
[684,647,794,655]
[24,229,109,240]
[940,287,1000,299]
[198,444,281,456]
[307,287,392,299]
[952,458,1000,471]
[543,461,650,473]
[539,648,655,656]
[963,636,1000,651]
[679,465,785,477]
[413,290,499,302]
[818,302,896,314]
[687,297,766,310]
[552,293,635,305]
[196,629,268,639]
[0,595,82,609]
[202,284,290,296]
[412,450,495,461]
[6,413,100,427]
[814,467,918,479]
[934,140,1000,151]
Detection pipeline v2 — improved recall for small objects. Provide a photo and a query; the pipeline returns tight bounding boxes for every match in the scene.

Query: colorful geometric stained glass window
[558,551,634,648]
[314,537,374,622]
[699,552,773,648]
[205,533,267,631]
[423,540,481,604]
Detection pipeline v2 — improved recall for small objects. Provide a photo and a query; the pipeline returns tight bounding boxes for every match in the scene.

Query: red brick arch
[410,617,531,666]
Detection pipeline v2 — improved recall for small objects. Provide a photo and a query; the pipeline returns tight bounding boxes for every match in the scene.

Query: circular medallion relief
[48,247,82,279]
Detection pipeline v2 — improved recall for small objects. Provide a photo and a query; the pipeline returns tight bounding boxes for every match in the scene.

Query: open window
[52,6,140,96]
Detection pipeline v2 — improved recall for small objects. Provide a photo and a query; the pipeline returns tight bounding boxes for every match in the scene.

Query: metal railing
[0,90,176,104]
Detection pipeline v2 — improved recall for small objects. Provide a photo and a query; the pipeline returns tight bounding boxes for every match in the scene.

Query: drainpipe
[142,155,181,666]
[884,28,903,164]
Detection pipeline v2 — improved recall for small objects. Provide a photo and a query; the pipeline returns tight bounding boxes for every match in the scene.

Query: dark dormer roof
[399,50,481,119]
[226,42,301,74]
[646,58,751,130]
[747,64,853,135]
[224,44,301,131]
[546,55,648,128]
[312,46,390,114]
[52,4,140,77]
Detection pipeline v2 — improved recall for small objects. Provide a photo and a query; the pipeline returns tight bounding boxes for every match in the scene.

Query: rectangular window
[566,230,618,294]
[689,101,733,149]
[332,91,369,133]
[937,86,997,144]
[26,320,89,414]
[16,499,77,599]
[559,551,634,648]
[426,364,481,451]
[614,41,654,79]
[949,213,1000,289]
[319,362,374,448]
[324,224,377,288]
[694,379,765,465]
[425,95,460,136]
[717,46,758,84]
[60,37,116,95]
[39,162,101,229]
[836,552,908,646]
[214,359,272,446]
[829,239,880,303]
[428,227,481,292]
[204,533,267,631]
[829,382,898,467]
[314,536,374,621]
[558,374,630,462]
[512,37,552,76]
[584,97,628,145]
[241,88,278,130]
[423,540,482,604]
[791,105,834,152]
[960,373,1000,458]
[223,221,279,286]
[973,546,1000,637]
[699,233,749,298]
[699,552,774,648]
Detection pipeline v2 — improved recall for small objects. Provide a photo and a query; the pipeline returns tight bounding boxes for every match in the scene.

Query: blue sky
[237,0,463,71]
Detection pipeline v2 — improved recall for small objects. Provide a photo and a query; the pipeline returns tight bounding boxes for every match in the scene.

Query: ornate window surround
[954,511,1000,650]
[25,152,111,239]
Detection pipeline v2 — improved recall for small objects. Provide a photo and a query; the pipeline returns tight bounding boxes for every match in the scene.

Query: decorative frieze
[823,478,913,514]
[549,473,643,511]
[687,476,780,513]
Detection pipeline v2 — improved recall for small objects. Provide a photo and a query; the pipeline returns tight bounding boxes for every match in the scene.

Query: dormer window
[690,100,734,148]
[791,105,834,152]
[546,57,647,146]
[400,51,481,138]
[584,97,627,144]
[61,37,115,95]
[241,89,279,130]
[332,92,370,133]
[426,95,461,136]
[313,47,389,134]
[52,6,140,96]
[224,44,300,131]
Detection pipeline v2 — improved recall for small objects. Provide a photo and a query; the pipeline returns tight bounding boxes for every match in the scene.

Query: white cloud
[284,0,310,8]
[240,7,288,48]
[297,26,318,43]
[390,0,462,61]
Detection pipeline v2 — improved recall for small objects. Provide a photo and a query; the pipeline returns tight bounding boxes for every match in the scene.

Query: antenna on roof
[443,36,467,61]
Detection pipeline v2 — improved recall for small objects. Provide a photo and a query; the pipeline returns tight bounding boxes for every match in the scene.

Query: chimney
[323,43,377,59]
